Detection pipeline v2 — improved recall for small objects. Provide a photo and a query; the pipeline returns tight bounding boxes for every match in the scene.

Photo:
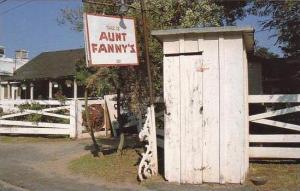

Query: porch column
[30,83,34,100]
[0,85,4,100]
[73,79,77,99]
[49,81,53,99]
[11,85,16,100]
[7,83,11,99]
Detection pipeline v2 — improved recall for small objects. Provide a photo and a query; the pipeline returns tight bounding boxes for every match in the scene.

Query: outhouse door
[164,51,221,184]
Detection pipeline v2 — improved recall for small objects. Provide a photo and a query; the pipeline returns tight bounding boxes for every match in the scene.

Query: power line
[0,0,34,16]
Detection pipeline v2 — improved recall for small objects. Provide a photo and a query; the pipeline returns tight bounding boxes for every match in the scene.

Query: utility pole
[140,0,154,105]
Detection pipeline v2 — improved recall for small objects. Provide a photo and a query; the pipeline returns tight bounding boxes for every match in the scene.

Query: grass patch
[68,149,140,183]
[247,162,300,191]
[0,135,70,143]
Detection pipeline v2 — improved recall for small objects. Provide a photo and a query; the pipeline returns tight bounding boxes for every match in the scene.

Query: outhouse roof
[151,26,254,51]
[7,48,84,81]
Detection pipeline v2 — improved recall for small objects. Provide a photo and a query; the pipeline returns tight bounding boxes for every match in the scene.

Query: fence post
[69,99,77,138]
[76,100,84,138]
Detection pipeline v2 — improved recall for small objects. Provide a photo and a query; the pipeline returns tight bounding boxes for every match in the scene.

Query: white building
[0,46,29,100]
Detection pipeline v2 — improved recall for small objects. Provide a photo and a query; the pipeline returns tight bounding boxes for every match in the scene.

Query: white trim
[0,127,70,135]
[249,105,300,121]
[0,120,69,129]
[250,134,300,143]
[250,147,300,158]
[249,94,300,103]
[251,119,300,132]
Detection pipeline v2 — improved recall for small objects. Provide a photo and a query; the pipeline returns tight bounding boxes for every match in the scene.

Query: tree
[58,0,249,155]
[249,0,300,57]
[255,46,279,59]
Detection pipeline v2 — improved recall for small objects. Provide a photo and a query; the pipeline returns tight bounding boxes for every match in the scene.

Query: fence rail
[0,98,106,138]
[249,94,300,159]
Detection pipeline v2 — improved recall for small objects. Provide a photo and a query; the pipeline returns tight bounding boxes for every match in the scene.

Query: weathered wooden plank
[179,53,203,184]
[0,127,70,135]
[0,120,70,129]
[251,119,300,132]
[249,94,300,103]
[69,100,77,138]
[250,134,300,143]
[0,109,69,120]
[163,55,181,183]
[202,35,220,183]
[219,34,245,183]
[0,111,31,119]
[242,41,249,177]
[249,105,300,121]
[249,147,300,158]
[0,100,70,105]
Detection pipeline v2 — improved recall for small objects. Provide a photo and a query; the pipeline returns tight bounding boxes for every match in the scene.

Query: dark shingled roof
[8,48,85,81]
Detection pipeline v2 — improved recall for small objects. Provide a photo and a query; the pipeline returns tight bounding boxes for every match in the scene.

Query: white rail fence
[249,94,300,159]
[0,99,106,138]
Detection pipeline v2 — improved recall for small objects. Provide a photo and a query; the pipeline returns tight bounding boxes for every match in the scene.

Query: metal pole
[140,0,154,105]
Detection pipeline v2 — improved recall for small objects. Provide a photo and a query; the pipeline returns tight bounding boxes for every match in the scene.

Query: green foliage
[59,0,250,115]
[54,89,67,105]
[249,0,300,57]
[18,102,45,123]
[255,46,279,59]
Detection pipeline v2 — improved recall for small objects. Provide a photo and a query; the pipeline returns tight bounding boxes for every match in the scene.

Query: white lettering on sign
[84,14,138,67]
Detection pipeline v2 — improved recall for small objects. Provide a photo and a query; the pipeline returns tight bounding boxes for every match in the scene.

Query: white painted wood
[242,41,249,178]
[202,34,220,183]
[7,83,11,99]
[73,79,77,99]
[0,120,70,129]
[0,127,70,135]
[179,54,203,184]
[219,34,245,183]
[184,35,199,53]
[249,105,300,121]
[249,147,300,158]
[0,99,71,105]
[163,55,181,183]
[251,119,300,132]
[30,84,34,100]
[163,37,180,54]
[0,85,4,100]
[150,104,158,174]
[76,101,84,137]
[69,100,77,138]
[218,35,226,184]
[249,94,300,103]
[0,111,31,119]
[250,134,300,143]
[0,110,69,120]
[49,81,52,99]
[161,31,250,184]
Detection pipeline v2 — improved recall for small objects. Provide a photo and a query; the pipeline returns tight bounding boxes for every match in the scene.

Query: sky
[0,0,283,59]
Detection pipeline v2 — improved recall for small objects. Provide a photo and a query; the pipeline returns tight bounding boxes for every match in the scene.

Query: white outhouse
[152,26,254,184]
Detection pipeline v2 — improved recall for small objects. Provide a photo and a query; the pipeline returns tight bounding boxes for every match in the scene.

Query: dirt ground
[0,135,299,191]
